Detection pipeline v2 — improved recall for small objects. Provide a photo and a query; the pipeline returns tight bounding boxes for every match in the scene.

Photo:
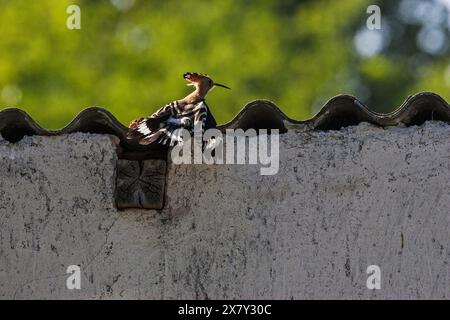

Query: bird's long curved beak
[213,82,231,90]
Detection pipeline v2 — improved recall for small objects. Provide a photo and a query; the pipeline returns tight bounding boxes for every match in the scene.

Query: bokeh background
[0,0,450,129]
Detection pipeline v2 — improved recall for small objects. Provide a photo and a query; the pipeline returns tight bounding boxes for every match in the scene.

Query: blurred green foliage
[0,0,449,129]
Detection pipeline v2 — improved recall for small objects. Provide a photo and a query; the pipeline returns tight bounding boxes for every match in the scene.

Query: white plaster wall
[0,123,449,299]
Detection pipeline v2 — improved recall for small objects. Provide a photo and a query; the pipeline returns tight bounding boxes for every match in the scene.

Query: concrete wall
[0,123,449,299]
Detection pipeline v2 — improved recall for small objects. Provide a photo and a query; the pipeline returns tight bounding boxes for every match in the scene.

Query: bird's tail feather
[127,118,161,140]
[139,132,162,145]
[126,128,143,139]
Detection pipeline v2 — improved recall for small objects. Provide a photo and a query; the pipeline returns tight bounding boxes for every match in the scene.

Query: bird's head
[183,72,230,97]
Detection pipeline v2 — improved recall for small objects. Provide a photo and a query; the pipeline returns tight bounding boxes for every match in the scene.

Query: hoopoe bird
[127,72,230,146]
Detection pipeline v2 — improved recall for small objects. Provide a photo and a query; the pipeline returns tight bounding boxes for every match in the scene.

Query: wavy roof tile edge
[219,91,450,131]
[1,91,449,155]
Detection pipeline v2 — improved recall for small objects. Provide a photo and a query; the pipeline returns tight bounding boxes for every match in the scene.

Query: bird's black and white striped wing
[193,102,208,134]
[127,100,214,147]
[189,101,217,150]
[127,101,180,143]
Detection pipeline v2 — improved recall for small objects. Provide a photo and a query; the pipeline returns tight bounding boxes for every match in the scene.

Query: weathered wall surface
[0,123,449,299]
